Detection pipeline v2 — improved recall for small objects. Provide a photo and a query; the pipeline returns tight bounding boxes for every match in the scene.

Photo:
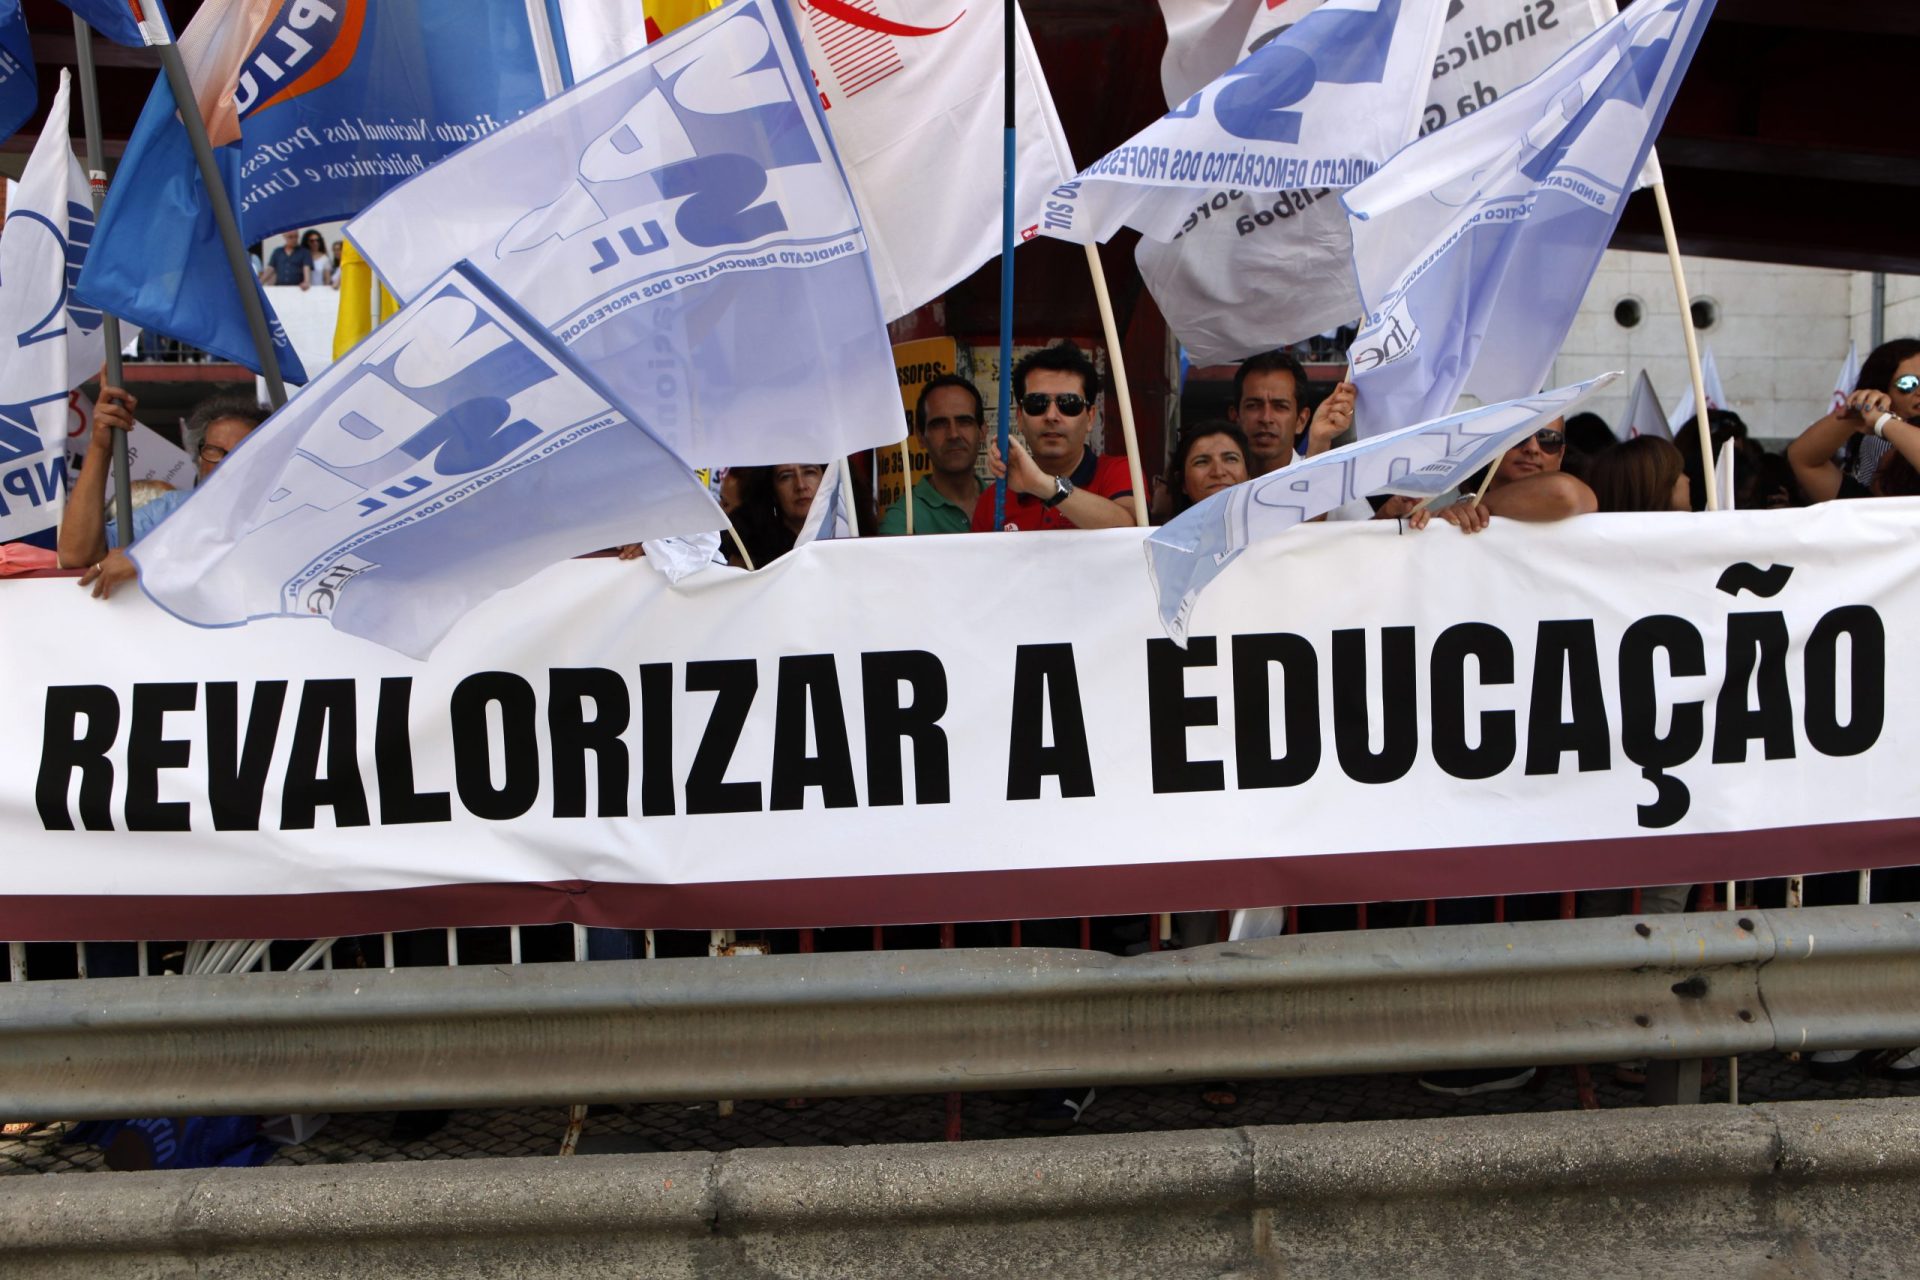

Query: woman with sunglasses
[1407,418,1597,534]
[1786,338,1920,502]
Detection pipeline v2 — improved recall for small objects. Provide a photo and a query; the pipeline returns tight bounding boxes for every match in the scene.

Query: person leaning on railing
[56,388,269,600]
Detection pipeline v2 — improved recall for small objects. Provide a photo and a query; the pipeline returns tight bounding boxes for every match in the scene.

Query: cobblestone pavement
[6,1054,1916,1175]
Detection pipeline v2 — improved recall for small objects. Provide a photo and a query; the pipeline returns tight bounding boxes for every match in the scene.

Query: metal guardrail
[2,906,1916,1120]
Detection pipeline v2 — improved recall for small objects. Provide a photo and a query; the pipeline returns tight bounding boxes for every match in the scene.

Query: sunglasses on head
[1021,392,1089,417]
[1895,374,1920,395]
[1531,428,1565,454]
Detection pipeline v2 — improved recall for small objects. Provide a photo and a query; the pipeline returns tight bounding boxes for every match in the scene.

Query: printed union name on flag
[348,0,902,469]
[1037,0,1449,245]
[130,264,725,659]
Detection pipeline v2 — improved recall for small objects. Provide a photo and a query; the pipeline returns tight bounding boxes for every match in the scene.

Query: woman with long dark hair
[1586,435,1690,513]
[1786,338,1920,501]
[1164,421,1251,517]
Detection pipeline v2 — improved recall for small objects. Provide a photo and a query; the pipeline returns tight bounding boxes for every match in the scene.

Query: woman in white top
[300,229,334,288]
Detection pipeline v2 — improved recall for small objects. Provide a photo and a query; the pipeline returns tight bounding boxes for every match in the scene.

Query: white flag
[1344,0,1714,436]
[131,265,726,658]
[552,0,1075,323]
[348,0,902,469]
[1666,340,1731,434]
[1623,369,1669,439]
[1714,436,1735,511]
[1147,372,1619,643]
[1832,340,1860,413]
[1039,0,1449,247]
[1141,0,1609,364]
[793,456,856,548]
[0,71,113,544]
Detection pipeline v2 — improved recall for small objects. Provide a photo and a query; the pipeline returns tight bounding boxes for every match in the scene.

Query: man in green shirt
[878,374,986,535]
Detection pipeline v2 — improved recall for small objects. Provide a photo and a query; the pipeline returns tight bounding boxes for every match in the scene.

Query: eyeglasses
[1020,392,1089,418]
[1894,374,1920,395]
[1531,429,1565,454]
[198,443,230,465]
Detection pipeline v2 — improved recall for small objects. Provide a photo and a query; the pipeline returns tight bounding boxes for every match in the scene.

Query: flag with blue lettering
[76,0,552,382]
[52,0,157,47]
[347,0,903,467]
[0,0,35,147]
[130,263,727,658]
[1343,0,1714,436]
[0,72,113,547]
[1145,373,1618,643]
[1035,0,1449,246]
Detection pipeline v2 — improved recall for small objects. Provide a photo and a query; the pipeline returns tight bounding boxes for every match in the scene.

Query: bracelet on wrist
[1875,412,1897,439]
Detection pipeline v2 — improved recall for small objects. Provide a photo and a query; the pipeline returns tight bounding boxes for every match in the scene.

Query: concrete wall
[6,1099,1919,1279]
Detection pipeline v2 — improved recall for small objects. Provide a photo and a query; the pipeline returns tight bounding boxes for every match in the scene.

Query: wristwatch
[1040,475,1074,509]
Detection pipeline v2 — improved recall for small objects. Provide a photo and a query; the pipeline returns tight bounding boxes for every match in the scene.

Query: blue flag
[53,0,152,47]
[75,0,551,381]
[1342,0,1714,435]
[1145,374,1619,644]
[130,263,727,657]
[348,0,903,469]
[0,1,33,146]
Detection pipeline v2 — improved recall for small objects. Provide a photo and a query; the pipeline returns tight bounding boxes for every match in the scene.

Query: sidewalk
[7,1052,1914,1174]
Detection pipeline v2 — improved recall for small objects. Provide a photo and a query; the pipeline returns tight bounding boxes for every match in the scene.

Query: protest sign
[7,502,1916,940]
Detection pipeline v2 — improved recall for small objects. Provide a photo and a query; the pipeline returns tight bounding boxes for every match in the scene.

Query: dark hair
[301,229,326,252]
[915,374,984,433]
[1167,421,1249,515]
[187,392,270,439]
[1563,412,1615,458]
[1231,350,1308,407]
[1587,435,1685,513]
[725,463,876,566]
[1011,342,1096,401]
[1858,338,1920,396]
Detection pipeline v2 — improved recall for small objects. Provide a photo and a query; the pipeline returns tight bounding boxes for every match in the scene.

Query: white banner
[6,502,1918,940]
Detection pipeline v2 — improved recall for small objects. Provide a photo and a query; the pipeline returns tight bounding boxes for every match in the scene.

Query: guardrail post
[1645,1058,1703,1106]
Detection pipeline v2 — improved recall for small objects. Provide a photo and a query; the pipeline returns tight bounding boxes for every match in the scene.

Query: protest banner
[6,501,1916,941]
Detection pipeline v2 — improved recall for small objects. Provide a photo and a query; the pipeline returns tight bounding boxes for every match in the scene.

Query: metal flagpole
[144,2,288,407]
[991,0,1015,530]
[69,15,133,540]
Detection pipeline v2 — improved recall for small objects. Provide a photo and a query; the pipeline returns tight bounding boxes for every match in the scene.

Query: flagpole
[900,438,915,534]
[1083,245,1149,527]
[1651,178,1716,511]
[145,4,288,408]
[69,16,132,540]
[991,0,1015,530]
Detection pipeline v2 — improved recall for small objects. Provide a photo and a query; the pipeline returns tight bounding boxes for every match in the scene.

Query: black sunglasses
[1020,392,1089,417]
[1894,374,1919,395]
[1531,428,1565,454]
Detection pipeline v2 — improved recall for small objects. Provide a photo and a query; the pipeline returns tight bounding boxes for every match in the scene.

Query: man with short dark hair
[58,389,271,598]
[879,374,986,536]
[971,342,1134,532]
[1229,349,1355,477]
[262,230,312,290]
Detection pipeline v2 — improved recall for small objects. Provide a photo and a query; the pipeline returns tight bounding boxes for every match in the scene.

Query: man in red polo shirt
[971,342,1136,532]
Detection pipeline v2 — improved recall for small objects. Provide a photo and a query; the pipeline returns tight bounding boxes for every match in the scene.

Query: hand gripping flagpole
[69,15,133,540]
[991,0,1014,530]
[145,2,289,408]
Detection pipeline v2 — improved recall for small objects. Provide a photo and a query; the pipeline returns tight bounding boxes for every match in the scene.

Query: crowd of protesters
[11,335,1920,1155]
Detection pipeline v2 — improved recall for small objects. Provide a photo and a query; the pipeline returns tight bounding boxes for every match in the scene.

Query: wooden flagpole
[900,438,915,534]
[1084,245,1151,527]
[1652,178,1718,511]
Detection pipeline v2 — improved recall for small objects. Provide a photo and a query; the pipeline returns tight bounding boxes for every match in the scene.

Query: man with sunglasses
[971,342,1136,533]
[58,389,270,599]
[1411,417,1597,535]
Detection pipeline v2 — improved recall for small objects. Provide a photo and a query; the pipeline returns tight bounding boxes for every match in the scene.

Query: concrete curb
[5,1099,1918,1278]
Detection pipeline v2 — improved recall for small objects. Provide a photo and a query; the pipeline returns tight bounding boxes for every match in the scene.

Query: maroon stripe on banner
[4,819,1918,942]
[838,48,900,77]
[844,59,904,93]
